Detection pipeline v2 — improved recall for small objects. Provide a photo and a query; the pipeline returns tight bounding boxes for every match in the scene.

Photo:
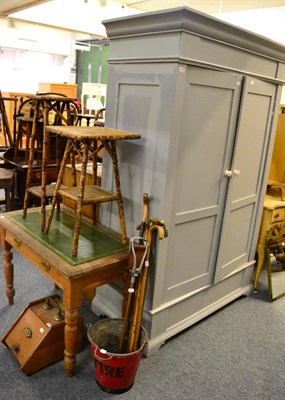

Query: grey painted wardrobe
[95,7,285,355]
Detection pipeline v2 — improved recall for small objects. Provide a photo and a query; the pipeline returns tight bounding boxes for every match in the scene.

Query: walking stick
[138,193,149,240]
[119,237,148,353]
[131,219,168,352]
[119,194,150,353]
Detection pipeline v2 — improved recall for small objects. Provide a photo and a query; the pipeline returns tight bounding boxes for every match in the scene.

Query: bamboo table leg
[23,101,40,218]
[40,102,50,231]
[72,142,89,257]
[44,139,73,234]
[24,120,32,164]
[109,141,127,244]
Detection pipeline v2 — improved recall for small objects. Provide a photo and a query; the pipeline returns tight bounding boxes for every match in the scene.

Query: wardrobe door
[166,67,242,300]
[214,77,277,282]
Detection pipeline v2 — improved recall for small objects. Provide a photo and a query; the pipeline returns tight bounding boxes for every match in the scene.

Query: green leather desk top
[4,208,127,266]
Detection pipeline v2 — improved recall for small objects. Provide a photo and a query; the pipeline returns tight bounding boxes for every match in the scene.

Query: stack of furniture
[3,95,45,206]
[0,91,17,148]
[3,93,79,207]
[21,94,78,229]
[1,91,31,145]
[0,92,17,211]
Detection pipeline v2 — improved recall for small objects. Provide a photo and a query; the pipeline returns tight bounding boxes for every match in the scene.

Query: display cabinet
[96,7,285,355]
[38,83,78,98]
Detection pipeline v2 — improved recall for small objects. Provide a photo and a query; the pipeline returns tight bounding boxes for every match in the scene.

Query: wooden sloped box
[1,295,83,375]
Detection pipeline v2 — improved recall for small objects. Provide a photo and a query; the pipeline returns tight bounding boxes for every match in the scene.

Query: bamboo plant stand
[43,126,141,256]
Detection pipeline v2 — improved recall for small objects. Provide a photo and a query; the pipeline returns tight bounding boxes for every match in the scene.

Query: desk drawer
[6,231,62,285]
[270,208,285,223]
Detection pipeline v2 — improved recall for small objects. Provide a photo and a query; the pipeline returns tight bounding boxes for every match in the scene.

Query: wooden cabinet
[267,113,285,199]
[269,113,285,182]
[98,7,285,355]
[254,190,285,291]
[38,83,78,98]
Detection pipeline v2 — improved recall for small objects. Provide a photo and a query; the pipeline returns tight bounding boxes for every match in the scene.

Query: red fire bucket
[87,318,148,394]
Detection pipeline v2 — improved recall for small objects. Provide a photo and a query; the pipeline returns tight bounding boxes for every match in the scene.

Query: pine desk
[0,206,128,377]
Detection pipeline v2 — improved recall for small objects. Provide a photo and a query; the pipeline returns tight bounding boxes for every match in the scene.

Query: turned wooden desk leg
[64,307,79,378]
[3,242,14,305]
[253,243,265,293]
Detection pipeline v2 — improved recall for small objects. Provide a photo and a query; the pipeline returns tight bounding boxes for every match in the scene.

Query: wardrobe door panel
[215,77,276,281]
[166,67,242,299]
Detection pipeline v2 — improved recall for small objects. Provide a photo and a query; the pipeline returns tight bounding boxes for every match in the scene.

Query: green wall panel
[76,41,109,98]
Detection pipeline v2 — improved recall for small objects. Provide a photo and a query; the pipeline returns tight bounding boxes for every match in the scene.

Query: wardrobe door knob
[234,169,241,176]
[224,170,232,177]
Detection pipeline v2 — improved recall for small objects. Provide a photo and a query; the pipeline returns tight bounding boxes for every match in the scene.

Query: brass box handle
[41,260,51,271]
[23,327,32,339]
[13,237,21,247]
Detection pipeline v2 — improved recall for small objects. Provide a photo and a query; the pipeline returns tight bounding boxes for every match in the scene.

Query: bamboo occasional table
[22,95,78,231]
[43,126,141,257]
[0,206,129,377]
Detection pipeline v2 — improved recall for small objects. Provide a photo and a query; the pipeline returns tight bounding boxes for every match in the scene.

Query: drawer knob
[274,213,280,219]
[11,344,20,352]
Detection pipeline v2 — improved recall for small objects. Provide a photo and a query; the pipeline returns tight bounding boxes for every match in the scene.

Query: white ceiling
[0,0,51,16]
[1,0,284,44]
[1,0,284,17]
[113,0,285,14]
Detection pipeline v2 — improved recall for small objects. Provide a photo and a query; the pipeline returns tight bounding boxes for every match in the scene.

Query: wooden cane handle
[142,193,149,222]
